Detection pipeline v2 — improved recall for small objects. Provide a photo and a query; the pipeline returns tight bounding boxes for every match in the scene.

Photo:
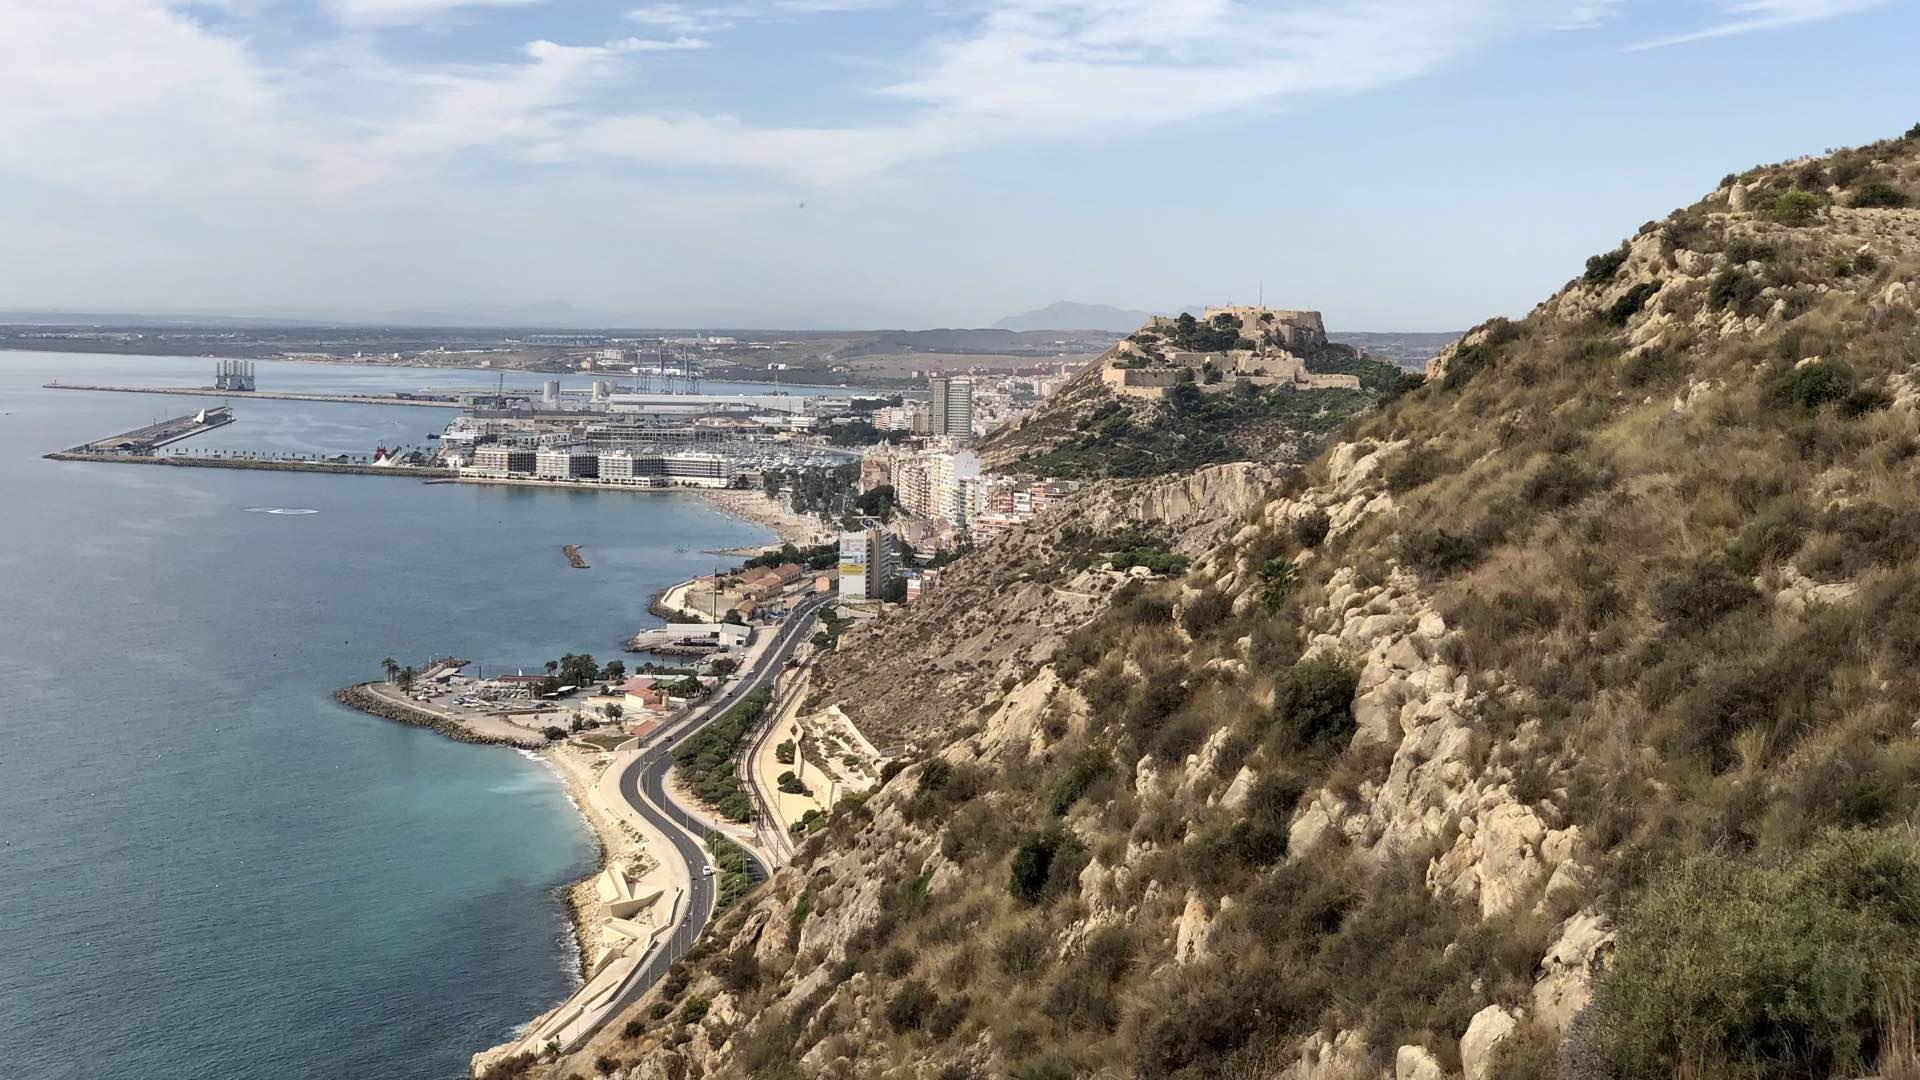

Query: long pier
[73,406,235,454]
[45,451,456,478]
[44,382,461,409]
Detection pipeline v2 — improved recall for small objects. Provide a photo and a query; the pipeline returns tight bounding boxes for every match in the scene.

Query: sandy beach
[541,741,674,974]
[694,488,833,550]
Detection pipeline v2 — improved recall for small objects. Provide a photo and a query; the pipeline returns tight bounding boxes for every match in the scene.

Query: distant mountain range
[0,301,928,333]
[992,302,1159,333]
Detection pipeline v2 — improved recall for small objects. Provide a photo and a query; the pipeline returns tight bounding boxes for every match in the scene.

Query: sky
[1,0,1917,330]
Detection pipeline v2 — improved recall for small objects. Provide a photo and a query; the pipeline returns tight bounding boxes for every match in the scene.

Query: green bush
[1256,557,1298,614]
[1619,346,1675,387]
[1598,831,1920,1079]
[1708,268,1763,314]
[1651,555,1758,632]
[1383,448,1445,493]
[707,832,754,910]
[679,996,710,1024]
[1583,245,1629,285]
[1763,187,1825,226]
[1400,525,1483,578]
[671,689,772,822]
[928,993,970,1039]
[1725,236,1777,264]
[885,980,938,1031]
[1440,341,1496,391]
[1050,741,1113,815]
[996,924,1051,974]
[1179,587,1233,637]
[1292,509,1332,549]
[1271,653,1358,749]
[1522,456,1608,510]
[1851,181,1910,209]
[1010,829,1088,904]
[1488,1025,1560,1080]
[1605,281,1659,326]
[1773,359,1856,409]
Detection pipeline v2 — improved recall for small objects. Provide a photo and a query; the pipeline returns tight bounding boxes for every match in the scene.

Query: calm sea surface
[0,352,785,1079]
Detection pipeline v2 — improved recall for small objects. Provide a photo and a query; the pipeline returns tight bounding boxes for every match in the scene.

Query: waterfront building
[662,452,733,488]
[929,376,974,439]
[598,449,637,481]
[472,445,537,475]
[536,446,599,479]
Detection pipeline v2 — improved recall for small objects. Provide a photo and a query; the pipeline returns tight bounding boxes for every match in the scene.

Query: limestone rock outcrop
[1396,1044,1447,1080]
[1461,1005,1521,1080]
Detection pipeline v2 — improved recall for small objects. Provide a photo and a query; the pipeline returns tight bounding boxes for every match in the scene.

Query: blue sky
[1,0,1916,329]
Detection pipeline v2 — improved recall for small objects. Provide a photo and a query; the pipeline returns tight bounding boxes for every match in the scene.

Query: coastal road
[598,591,832,1023]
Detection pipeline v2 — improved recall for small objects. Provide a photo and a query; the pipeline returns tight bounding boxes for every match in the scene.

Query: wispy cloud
[325,0,548,28]
[624,3,737,34]
[1627,0,1894,48]
[0,0,1899,218]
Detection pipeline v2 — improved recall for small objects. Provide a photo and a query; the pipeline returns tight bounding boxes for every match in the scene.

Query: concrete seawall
[45,451,457,479]
[335,683,529,747]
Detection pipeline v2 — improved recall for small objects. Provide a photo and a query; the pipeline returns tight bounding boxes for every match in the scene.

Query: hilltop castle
[1100,306,1361,400]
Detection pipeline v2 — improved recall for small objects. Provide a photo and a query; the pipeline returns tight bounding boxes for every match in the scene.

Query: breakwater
[45,382,461,408]
[563,544,589,569]
[77,406,235,454]
[45,450,457,479]
[335,683,525,747]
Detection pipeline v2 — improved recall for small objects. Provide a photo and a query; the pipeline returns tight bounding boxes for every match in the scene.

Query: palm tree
[381,657,399,683]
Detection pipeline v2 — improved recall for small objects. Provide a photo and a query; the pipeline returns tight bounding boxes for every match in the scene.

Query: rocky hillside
[979,315,1407,479]
[511,126,1920,1080]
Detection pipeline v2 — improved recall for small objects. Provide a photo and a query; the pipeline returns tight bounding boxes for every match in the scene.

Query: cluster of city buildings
[871,445,1076,541]
[865,370,1071,439]
[439,392,869,488]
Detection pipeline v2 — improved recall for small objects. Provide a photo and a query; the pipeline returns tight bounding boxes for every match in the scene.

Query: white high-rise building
[929,377,974,438]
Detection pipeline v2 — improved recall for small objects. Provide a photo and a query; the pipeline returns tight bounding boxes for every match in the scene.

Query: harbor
[40,360,865,514]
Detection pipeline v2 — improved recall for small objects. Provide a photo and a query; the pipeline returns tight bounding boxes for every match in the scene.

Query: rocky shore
[339,680,662,1048]
[334,683,529,747]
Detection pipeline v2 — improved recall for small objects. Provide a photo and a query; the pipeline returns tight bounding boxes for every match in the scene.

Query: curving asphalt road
[595,591,833,1023]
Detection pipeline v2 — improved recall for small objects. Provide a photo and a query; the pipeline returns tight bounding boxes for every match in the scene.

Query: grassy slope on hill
[558,127,1920,1080]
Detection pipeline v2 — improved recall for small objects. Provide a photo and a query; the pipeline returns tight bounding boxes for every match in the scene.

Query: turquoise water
[0,352,773,1079]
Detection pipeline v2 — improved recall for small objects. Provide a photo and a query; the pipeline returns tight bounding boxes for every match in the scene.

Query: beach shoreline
[688,488,831,549]
[540,744,662,977]
[439,476,829,551]
[327,481,815,1070]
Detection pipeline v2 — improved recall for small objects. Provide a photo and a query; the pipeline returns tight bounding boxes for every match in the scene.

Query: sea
[0,352,805,1079]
